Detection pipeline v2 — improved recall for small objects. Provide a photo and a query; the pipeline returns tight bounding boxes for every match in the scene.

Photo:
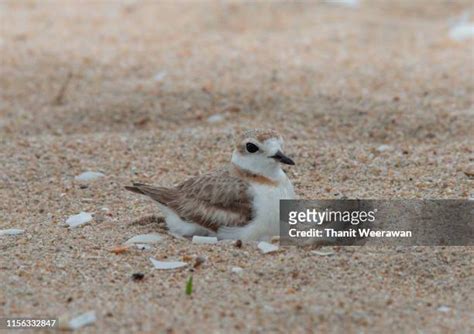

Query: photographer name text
[288,228,412,238]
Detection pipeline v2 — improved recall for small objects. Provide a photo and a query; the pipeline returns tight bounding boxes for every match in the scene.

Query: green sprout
[185,275,193,296]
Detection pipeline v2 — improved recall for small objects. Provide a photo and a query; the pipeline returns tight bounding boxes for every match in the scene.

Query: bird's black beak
[270,150,295,165]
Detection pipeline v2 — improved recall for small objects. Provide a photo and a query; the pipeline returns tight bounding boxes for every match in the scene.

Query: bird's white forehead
[261,138,283,155]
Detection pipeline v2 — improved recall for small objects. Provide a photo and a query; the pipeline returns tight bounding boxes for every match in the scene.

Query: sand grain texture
[0,1,473,333]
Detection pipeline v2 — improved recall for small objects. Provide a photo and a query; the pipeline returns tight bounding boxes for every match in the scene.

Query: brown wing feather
[125,167,254,232]
[125,183,178,205]
[171,168,254,231]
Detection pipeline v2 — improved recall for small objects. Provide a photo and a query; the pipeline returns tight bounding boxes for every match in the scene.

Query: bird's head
[231,129,295,178]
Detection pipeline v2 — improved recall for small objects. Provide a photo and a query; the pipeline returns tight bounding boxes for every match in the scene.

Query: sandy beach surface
[1,1,473,333]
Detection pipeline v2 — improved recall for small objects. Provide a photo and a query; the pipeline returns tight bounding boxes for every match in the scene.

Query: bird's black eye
[246,143,259,153]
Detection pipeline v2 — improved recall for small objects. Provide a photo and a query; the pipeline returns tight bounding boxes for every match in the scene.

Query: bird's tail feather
[124,184,145,195]
[125,183,177,205]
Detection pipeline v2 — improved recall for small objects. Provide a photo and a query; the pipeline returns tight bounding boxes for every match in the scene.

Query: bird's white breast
[246,174,295,240]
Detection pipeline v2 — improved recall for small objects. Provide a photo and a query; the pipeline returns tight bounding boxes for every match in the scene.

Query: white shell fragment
[68,311,96,330]
[0,229,24,236]
[74,171,105,182]
[231,266,244,274]
[150,257,187,270]
[154,70,167,81]
[207,114,225,123]
[192,236,218,244]
[437,305,451,313]
[258,241,279,254]
[326,0,359,8]
[134,243,152,250]
[124,233,163,245]
[66,212,93,228]
[376,144,392,153]
[449,23,474,41]
[311,250,335,256]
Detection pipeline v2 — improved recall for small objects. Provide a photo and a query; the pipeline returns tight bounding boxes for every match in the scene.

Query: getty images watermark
[280,200,474,246]
[287,207,414,238]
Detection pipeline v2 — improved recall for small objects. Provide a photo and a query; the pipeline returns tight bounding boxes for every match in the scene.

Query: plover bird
[126,129,296,240]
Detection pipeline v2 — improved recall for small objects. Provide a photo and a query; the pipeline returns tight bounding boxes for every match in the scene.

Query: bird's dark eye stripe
[246,143,259,153]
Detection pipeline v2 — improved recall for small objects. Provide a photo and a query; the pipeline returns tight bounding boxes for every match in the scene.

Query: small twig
[52,72,73,105]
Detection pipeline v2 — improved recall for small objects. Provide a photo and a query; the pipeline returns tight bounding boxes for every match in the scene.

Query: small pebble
[193,256,206,268]
[132,273,145,281]
[463,165,474,178]
[110,246,130,254]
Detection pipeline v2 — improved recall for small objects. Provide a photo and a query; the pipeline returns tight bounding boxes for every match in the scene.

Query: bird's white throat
[231,151,284,181]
